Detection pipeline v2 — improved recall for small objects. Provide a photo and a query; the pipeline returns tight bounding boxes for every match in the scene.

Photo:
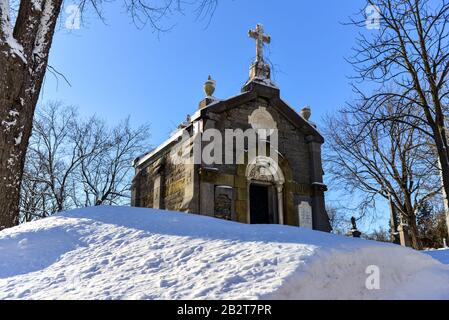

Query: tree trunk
[0,0,63,230]
[402,196,423,250]
[408,215,422,250]
[432,130,449,240]
[0,63,46,229]
[389,197,400,244]
[0,49,28,229]
[438,159,449,241]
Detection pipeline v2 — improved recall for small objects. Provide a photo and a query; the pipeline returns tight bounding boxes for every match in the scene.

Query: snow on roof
[1,206,448,300]
[244,77,279,89]
[134,128,186,167]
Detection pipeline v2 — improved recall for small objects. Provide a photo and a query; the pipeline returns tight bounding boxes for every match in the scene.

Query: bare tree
[0,0,218,229]
[28,102,100,212]
[20,101,150,221]
[327,205,350,235]
[20,102,100,218]
[348,0,449,236]
[75,117,150,207]
[324,102,441,249]
[364,228,391,243]
[20,165,53,222]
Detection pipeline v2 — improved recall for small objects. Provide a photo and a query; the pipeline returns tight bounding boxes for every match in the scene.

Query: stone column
[276,184,284,225]
[153,174,164,209]
[152,162,165,210]
[306,135,331,232]
[130,173,140,207]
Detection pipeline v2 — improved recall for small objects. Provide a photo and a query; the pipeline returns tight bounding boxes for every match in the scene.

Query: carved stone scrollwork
[247,165,274,183]
[246,156,284,184]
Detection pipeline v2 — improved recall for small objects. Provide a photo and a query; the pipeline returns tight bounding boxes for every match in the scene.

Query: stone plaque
[214,186,234,221]
[298,201,313,229]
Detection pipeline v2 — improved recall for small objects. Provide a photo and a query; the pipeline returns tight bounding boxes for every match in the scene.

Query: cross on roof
[248,23,271,63]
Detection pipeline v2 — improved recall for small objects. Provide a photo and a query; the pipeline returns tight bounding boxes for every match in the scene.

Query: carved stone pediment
[246,156,285,185]
[247,165,274,183]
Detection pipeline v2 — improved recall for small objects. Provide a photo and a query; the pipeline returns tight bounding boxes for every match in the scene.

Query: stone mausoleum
[131,24,331,232]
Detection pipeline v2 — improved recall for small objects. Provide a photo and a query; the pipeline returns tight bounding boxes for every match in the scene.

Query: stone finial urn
[204,75,216,97]
[301,106,312,121]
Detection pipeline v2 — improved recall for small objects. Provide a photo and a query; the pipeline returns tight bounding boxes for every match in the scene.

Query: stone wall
[207,98,311,182]
[131,141,196,212]
[198,97,322,228]
[132,92,330,232]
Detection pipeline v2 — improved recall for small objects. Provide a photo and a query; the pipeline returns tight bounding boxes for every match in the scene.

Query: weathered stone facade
[131,79,331,232]
[132,24,331,232]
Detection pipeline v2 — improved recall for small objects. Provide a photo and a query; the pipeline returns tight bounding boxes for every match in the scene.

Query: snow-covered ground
[1,206,449,300]
[425,248,449,265]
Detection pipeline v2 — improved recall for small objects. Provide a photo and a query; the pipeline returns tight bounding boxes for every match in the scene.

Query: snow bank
[425,249,449,265]
[0,206,448,300]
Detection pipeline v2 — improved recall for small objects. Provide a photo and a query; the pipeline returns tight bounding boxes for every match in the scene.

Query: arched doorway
[246,156,285,224]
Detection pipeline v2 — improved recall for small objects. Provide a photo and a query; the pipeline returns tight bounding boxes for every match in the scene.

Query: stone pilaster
[152,161,165,209]
[306,135,331,232]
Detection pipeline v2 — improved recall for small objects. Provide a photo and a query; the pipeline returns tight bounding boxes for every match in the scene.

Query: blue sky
[39,0,388,231]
